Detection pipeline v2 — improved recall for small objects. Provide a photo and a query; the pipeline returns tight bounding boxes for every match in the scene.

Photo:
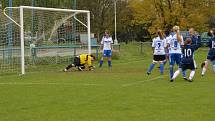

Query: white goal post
[3,6,91,75]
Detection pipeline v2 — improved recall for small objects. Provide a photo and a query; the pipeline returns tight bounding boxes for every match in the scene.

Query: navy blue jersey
[185,34,201,49]
[192,35,201,49]
[207,37,215,57]
[181,45,196,64]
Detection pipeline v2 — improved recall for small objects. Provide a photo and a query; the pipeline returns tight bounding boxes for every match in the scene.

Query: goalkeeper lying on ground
[63,54,96,72]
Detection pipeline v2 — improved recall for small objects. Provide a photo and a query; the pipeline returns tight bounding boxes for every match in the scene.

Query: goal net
[1,6,91,74]
[0,8,21,74]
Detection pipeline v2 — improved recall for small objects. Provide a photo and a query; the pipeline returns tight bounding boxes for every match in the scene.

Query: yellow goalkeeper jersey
[79,54,92,66]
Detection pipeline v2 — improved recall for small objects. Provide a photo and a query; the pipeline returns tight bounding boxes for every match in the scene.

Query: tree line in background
[1,0,215,42]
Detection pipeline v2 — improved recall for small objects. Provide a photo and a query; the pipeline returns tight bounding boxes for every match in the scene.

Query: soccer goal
[2,6,91,75]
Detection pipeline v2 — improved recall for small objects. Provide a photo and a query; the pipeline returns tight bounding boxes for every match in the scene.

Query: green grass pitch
[0,43,215,121]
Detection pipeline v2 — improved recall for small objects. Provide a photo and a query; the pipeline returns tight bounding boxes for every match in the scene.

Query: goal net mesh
[1,6,91,74]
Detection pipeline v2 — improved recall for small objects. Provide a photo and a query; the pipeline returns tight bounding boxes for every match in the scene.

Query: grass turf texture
[0,43,215,121]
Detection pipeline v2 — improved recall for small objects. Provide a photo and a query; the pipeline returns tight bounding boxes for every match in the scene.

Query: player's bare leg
[170,69,180,82]
[201,60,209,76]
[188,70,195,82]
[64,64,75,72]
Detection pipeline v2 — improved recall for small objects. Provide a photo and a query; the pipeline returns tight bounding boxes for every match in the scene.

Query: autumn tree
[129,0,215,34]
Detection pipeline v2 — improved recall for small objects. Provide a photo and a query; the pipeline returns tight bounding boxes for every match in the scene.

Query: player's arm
[173,26,183,44]
[164,39,168,56]
[196,35,201,49]
[176,31,183,44]
[166,36,171,49]
[192,36,199,50]
[111,42,113,51]
[151,38,155,53]
[111,37,114,51]
[193,35,200,50]
[151,47,155,54]
[207,38,212,48]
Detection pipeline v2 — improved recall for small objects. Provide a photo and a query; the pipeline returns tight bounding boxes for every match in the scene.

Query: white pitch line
[122,75,165,87]
[0,82,104,86]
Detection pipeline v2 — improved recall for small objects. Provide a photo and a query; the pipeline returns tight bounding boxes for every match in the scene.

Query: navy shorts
[103,50,112,57]
[180,62,195,71]
[153,55,166,61]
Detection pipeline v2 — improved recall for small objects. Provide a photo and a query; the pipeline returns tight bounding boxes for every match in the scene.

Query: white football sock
[189,70,195,80]
[172,70,180,80]
[201,67,206,75]
[194,60,197,69]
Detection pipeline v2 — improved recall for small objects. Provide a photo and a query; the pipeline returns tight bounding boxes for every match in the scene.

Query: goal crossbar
[3,6,90,27]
